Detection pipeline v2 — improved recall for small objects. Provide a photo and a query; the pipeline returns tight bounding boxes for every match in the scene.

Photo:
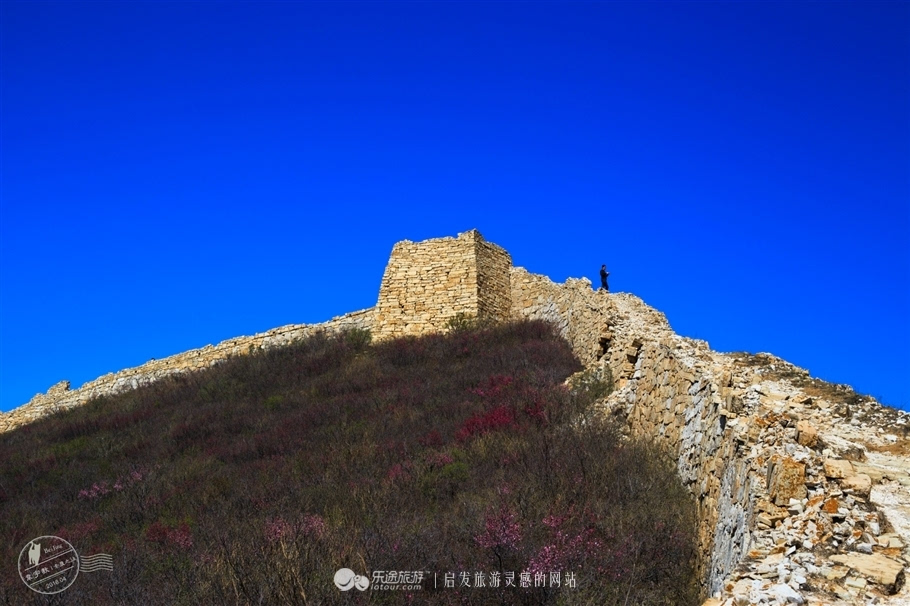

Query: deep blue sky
[1,1,908,412]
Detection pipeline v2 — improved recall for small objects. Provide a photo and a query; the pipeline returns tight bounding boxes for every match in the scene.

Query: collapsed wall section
[509,268,613,365]
[373,229,511,340]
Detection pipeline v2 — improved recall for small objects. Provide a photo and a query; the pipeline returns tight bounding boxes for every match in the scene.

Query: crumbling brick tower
[372,229,512,340]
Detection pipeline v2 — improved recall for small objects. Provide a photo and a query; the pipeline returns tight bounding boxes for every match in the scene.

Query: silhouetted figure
[599,264,609,292]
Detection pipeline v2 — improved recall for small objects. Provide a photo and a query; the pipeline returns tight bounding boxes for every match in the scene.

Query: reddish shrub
[456,404,516,442]
[474,505,522,551]
[146,521,193,550]
[426,451,454,468]
[418,429,443,447]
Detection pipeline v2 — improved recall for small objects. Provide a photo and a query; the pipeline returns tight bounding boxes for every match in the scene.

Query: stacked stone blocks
[372,229,511,340]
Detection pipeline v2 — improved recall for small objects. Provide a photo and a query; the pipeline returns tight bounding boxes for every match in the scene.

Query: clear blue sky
[1,1,908,412]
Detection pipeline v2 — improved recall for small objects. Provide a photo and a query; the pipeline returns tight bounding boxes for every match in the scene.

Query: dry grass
[0,321,698,606]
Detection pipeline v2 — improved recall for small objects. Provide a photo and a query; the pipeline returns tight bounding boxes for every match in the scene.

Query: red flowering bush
[475,505,523,551]
[456,404,517,441]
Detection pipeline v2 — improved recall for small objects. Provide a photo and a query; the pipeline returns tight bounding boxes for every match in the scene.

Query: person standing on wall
[599,264,610,292]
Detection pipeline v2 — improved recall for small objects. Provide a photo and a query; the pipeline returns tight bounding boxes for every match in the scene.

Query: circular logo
[18,536,80,595]
[334,568,370,591]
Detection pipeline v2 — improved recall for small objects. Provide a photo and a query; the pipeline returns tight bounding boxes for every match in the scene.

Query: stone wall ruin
[372,229,512,340]
[4,229,909,605]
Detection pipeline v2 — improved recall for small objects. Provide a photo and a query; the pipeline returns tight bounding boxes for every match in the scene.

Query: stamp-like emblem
[18,535,113,595]
[18,536,79,595]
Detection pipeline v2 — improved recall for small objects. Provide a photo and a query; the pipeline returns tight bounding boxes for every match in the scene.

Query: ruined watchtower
[372,229,512,340]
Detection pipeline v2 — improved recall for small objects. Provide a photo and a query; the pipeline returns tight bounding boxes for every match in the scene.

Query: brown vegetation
[0,321,697,605]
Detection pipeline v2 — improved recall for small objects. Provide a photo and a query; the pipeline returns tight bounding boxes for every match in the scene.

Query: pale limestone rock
[768,457,808,506]
[824,458,855,479]
[878,534,904,549]
[796,420,818,447]
[730,578,753,605]
[841,474,873,497]
[821,565,850,580]
[829,553,904,593]
[769,582,804,604]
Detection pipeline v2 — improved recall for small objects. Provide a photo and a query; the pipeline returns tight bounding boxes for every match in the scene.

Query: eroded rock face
[4,231,909,605]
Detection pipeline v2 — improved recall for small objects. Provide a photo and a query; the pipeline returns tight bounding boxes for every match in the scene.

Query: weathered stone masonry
[372,229,512,340]
[511,253,910,605]
[509,261,910,605]
[4,230,909,605]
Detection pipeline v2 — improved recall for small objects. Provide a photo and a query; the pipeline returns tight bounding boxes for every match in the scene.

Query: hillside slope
[0,321,699,605]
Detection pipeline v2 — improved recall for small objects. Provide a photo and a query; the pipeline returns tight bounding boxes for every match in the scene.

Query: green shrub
[446,312,485,332]
[569,364,614,403]
[263,394,284,410]
[340,327,371,350]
